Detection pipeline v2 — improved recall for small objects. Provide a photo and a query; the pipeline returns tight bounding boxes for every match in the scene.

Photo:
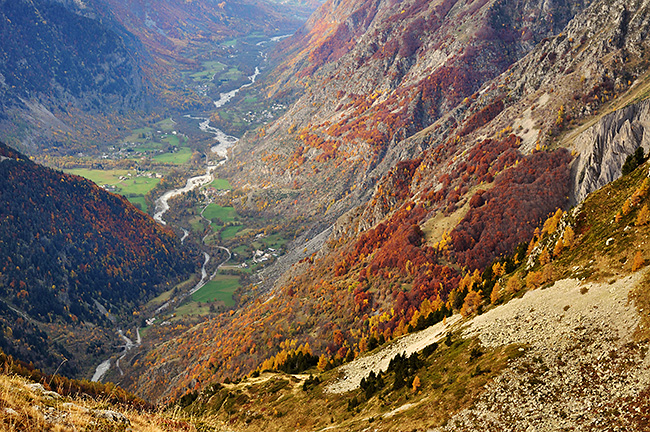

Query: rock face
[571,99,650,204]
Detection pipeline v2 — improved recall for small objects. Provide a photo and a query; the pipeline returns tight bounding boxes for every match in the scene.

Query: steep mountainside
[0,0,151,153]
[159,156,650,431]
[119,0,650,403]
[0,0,313,155]
[0,142,196,377]
[227,0,589,223]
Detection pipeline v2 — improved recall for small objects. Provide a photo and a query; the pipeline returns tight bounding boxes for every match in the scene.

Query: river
[92,39,272,383]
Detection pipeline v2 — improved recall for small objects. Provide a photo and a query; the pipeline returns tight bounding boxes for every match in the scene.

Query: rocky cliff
[571,99,650,204]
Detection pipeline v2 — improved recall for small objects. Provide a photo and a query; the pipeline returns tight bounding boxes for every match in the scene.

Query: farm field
[221,225,243,239]
[65,168,160,212]
[66,168,131,185]
[192,274,240,306]
[206,178,232,190]
[155,118,177,131]
[152,146,193,164]
[203,204,237,223]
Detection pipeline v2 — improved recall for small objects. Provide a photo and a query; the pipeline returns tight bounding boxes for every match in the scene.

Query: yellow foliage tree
[562,226,575,249]
[528,228,541,252]
[526,270,544,290]
[556,105,565,126]
[542,264,554,284]
[623,198,633,216]
[542,209,564,235]
[632,251,645,272]
[419,298,433,318]
[490,282,501,304]
[636,204,650,226]
[460,290,482,317]
[553,237,564,258]
[632,178,650,206]
[412,375,421,393]
[458,273,473,292]
[506,273,523,293]
[317,355,329,372]
[539,247,551,266]
[492,262,506,278]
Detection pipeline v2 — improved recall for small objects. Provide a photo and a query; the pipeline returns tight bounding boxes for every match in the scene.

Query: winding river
[92,41,271,383]
[151,68,260,225]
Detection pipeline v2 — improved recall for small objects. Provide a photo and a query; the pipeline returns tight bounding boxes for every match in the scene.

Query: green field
[192,275,240,306]
[190,217,205,233]
[174,301,213,318]
[119,177,160,195]
[233,245,250,256]
[128,196,148,211]
[153,146,193,164]
[203,204,237,223]
[261,233,288,249]
[65,169,160,212]
[161,135,180,147]
[66,168,131,185]
[155,118,177,131]
[221,225,243,239]
[125,127,153,142]
[207,178,232,190]
[137,142,163,152]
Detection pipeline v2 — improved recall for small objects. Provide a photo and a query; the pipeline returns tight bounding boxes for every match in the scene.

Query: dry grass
[0,374,224,432]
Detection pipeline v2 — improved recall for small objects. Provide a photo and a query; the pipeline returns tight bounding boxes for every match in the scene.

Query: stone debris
[93,409,131,425]
[27,383,63,400]
[429,273,650,431]
[326,314,462,393]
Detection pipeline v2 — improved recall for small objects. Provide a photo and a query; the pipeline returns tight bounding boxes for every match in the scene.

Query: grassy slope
[0,373,215,432]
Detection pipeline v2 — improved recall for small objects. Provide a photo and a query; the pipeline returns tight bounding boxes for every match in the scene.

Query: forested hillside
[0,142,196,375]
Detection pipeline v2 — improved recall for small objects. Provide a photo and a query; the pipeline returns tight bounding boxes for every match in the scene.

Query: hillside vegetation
[0,142,196,377]
[165,158,650,431]
[120,0,650,402]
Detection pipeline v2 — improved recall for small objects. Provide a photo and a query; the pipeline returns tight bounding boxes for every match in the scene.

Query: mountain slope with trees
[0,142,196,377]
[120,0,650,404]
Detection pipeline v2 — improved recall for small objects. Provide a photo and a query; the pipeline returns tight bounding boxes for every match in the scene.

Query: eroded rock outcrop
[571,99,650,204]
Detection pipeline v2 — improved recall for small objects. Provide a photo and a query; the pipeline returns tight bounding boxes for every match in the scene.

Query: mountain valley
[3,0,650,430]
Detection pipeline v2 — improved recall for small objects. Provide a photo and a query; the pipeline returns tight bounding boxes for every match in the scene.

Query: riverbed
[92,38,273,383]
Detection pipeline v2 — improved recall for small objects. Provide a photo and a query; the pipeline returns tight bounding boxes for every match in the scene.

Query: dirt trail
[326,315,461,393]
